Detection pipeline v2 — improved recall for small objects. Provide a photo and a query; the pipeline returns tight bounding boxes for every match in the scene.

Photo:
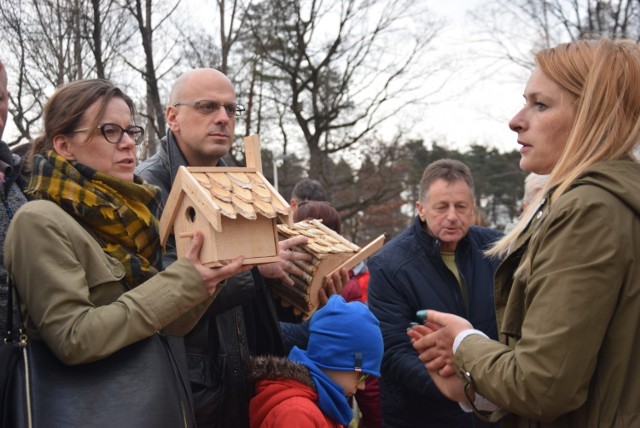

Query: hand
[428,368,468,403]
[412,310,473,376]
[317,268,348,306]
[184,231,252,296]
[408,323,456,378]
[258,236,312,285]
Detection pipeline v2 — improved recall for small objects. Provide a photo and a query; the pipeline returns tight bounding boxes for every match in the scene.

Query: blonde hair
[489,39,640,262]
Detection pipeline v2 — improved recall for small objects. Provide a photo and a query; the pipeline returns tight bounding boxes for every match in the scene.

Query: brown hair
[489,38,640,264]
[294,201,341,234]
[30,79,136,162]
[419,159,475,203]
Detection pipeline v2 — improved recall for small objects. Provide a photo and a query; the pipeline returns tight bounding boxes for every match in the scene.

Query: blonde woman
[410,39,640,426]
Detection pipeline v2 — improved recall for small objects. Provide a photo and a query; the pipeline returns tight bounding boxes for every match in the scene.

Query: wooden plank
[187,166,258,173]
[159,169,184,246]
[322,234,385,282]
[244,134,262,173]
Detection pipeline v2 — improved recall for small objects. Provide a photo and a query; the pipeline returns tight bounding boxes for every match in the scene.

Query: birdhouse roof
[159,165,291,246]
[277,219,360,257]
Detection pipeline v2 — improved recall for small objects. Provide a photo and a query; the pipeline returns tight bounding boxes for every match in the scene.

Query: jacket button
[112,266,124,278]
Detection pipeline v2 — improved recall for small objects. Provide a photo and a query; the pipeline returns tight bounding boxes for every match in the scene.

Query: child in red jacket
[249,295,383,427]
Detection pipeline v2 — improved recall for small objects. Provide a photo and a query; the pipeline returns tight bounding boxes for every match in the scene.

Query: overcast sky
[408,0,530,153]
[3,0,530,154]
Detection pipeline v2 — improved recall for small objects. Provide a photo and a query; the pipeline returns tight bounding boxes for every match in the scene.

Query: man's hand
[184,231,252,296]
[258,236,312,285]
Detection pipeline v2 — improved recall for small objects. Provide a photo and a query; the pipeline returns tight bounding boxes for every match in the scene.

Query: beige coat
[455,160,640,427]
[4,199,212,365]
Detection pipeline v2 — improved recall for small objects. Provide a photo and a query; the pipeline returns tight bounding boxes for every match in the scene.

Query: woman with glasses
[4,79,249,426]
[249,294,383,428]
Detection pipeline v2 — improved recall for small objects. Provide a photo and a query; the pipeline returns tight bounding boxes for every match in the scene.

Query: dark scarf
[27,151,162,287]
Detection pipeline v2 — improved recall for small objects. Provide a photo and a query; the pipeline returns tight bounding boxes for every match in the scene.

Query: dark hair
[30,79,136,162]
[293,201,341,234]
[291,178,327,203]
[419,159,475,202]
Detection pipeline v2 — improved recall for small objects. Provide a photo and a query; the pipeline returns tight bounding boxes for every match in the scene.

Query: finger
[317,287,328,307]
[337,268,348,294]
[183,231,204,263]
[407,327,423,342]
[424,321,442,332]
[439,364,457,377]
[323,276,337,296]
[279,235,308,251]
[285,261,305,278]
[215,256,247,281]
[424,355,446,370]
[412,324,432,336]
[425,309,449,326]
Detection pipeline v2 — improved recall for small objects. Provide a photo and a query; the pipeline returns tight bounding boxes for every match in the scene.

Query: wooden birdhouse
[271,219,385,319]
[159,135,292,267]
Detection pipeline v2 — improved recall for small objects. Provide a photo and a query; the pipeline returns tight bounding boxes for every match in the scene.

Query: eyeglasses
[73,123,145,146]
[173,100,245,118]
[357,373,369,384]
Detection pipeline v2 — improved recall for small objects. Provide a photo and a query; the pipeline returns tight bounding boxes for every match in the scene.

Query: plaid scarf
[27,151,162,287]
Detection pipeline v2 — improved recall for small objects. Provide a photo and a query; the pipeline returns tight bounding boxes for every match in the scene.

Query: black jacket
[136,132,285,428]
[0,141,29,334]
[368,216,502,428]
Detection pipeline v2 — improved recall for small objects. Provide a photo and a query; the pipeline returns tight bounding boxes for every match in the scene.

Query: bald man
[136,69,343,427]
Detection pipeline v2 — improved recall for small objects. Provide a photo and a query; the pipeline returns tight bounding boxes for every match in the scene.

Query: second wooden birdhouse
[271,219,385,319]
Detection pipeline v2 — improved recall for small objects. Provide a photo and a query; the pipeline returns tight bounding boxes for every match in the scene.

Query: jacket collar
[412,215,470,257]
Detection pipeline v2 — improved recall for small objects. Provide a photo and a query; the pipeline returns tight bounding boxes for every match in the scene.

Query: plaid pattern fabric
[27,151,162,287]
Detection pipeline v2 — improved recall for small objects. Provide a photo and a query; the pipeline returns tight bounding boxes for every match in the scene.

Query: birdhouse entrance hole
[186,206,196,223]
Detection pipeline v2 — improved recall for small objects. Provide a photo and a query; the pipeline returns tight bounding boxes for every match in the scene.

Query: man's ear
[416,201,426,222]
[166,105,179,132]
[52,134,75,160]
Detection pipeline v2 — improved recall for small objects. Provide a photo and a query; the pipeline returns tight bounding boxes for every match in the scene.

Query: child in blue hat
[249,294,383,427]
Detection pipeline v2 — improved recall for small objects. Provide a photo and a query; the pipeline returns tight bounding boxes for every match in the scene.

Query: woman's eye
[103,125,118,135]
[535,102,547,111]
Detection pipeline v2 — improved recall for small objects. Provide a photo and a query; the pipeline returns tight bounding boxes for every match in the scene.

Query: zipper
[19,333,32,428]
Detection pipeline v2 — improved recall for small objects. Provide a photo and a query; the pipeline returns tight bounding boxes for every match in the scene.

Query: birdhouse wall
[173,197,280,267]
[305,252,352,316]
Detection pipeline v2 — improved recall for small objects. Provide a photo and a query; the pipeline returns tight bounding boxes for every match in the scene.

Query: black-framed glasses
[73,123,145,146]
[173,100,245,118]
[357,373,369,384]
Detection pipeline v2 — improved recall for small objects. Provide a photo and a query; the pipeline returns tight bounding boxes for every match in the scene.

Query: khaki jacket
[456,160,640,427]
[4,199,211,365]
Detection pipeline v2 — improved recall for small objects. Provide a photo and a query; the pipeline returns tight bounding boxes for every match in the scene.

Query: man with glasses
[136,68,343,427]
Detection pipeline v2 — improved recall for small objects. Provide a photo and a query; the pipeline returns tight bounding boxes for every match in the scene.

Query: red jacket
[251,378,345,428]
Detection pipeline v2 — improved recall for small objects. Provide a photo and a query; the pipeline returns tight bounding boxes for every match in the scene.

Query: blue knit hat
[306,295,383,377]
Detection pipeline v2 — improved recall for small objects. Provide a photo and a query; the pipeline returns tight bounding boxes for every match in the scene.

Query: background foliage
[2,0,635,243]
